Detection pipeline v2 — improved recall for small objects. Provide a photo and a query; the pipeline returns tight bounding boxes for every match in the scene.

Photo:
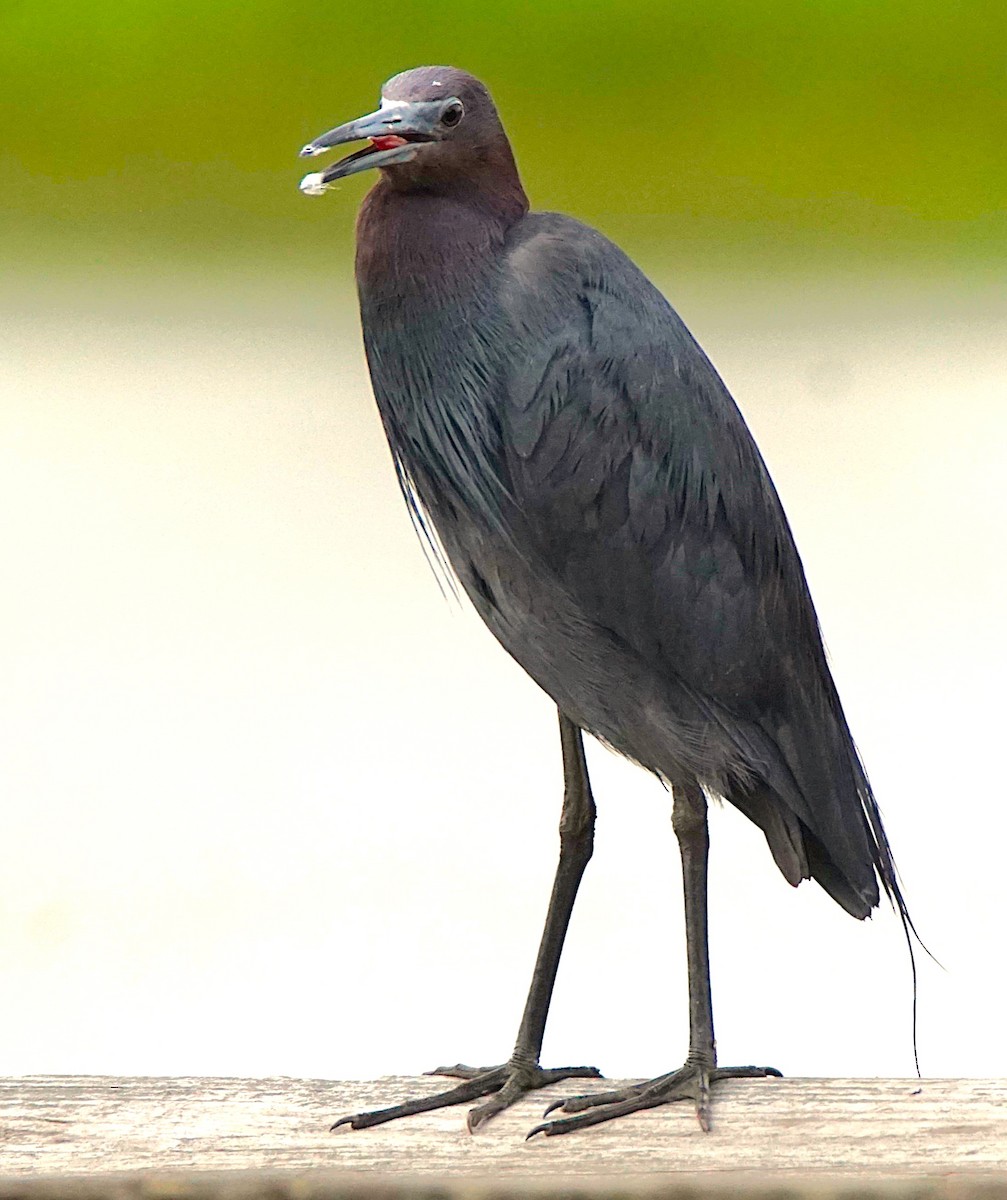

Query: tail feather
[731,700,925,1075]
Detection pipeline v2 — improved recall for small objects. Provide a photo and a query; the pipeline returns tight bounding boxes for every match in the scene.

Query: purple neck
[355,172,529,303]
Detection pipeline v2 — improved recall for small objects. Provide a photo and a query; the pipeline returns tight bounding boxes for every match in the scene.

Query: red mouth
[369,135,408,151]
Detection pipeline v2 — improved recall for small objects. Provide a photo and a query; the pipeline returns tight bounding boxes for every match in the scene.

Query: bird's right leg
[331,710,602,1133]
[528,781,779,1137]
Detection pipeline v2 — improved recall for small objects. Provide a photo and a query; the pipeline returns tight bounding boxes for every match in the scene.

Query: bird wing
[499,213,820,719]
[497,213,887,914]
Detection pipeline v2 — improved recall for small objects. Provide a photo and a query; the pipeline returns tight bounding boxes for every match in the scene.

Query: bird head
[299,66,514,196]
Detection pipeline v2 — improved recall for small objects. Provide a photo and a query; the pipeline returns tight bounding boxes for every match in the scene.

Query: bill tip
[299,172,328,196]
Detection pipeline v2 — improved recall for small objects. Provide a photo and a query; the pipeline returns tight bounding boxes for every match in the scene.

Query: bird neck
[354,175,528,303]
[353,177,526,543]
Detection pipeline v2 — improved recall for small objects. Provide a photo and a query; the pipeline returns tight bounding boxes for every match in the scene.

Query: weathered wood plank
[2,1175,1007,1200]
[0,1076,1004,1193]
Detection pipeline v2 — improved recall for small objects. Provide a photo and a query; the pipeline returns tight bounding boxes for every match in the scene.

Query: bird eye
[440,100,464,128]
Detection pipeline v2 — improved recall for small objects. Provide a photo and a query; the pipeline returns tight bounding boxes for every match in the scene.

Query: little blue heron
[298,66,912,1137]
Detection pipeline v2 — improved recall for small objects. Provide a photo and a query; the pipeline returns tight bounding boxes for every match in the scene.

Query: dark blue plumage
[302,65,911,1137]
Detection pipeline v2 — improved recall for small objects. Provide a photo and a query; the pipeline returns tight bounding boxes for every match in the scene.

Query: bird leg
[331,711,602,1133]
[529,781,780,1137]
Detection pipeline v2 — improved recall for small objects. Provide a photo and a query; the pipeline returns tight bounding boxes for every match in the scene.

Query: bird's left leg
[331,711,601,1133]
[529,781,779,1137]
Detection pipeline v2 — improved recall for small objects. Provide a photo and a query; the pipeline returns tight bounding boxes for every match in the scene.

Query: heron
[298,65,913,1137]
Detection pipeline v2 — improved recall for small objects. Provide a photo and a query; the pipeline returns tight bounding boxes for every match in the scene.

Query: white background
[1,264,1004,1091]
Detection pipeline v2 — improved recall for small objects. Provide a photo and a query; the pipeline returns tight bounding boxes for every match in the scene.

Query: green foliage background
[4,0,1004,275]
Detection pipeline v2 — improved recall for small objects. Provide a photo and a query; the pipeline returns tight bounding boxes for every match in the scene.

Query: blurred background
[1,0,1005,1096]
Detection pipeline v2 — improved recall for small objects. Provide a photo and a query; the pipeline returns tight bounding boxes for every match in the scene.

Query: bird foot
[331,1059,603,1133]
[527,1060,781,1137]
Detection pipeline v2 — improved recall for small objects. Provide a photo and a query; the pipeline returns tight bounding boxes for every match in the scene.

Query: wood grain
[0,1076,1004,1197]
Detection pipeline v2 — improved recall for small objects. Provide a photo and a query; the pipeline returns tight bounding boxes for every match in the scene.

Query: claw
[466,1099,501,1132]
[330,1060,602,1133]
[523,1062,780,1137]
[425,1062,481,1078]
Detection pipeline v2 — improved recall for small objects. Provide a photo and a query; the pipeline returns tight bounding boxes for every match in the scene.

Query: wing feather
[499,213,902,919]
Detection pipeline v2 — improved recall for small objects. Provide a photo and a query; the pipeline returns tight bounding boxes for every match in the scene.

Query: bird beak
[298,99,441,195]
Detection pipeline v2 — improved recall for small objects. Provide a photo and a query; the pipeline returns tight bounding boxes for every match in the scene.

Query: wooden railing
[1,1076,1004,1197]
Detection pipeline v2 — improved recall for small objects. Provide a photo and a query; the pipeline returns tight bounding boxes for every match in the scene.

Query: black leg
[675,780,716,1078]
[529,781,779,1138]
[331,710,602,1133]
[513,709,598,1064]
